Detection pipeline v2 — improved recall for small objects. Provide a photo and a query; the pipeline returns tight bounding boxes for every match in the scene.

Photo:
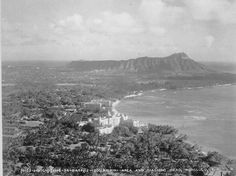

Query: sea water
[116,85,236,159]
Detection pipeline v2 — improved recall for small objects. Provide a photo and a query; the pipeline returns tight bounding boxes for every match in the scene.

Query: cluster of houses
[20,98,131,134]
[3,97,143,151]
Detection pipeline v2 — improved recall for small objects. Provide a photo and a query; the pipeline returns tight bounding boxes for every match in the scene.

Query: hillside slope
[69,53,212,75]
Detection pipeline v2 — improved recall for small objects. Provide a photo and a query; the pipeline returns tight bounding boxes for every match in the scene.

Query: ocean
[116,85,236,159]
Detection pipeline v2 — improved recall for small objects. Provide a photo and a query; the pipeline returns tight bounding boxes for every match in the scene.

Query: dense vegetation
[6,107,227,176]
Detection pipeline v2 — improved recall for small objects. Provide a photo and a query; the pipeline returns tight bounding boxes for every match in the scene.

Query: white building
[77,121,89,126]
[133,120,146,127]
[121,114,128,121]
[96,114,122,134]
[98,117,109,126]
[98,115,121,127]
[109,115,121,127]
[133,120,141,127]
[98,126,114,134]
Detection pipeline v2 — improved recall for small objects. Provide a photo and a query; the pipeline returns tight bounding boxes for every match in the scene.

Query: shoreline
[112,84,236,159]
[113,98,216,157]
[124,91,143,99]
[112,97,211,156]
[112,99,121,115]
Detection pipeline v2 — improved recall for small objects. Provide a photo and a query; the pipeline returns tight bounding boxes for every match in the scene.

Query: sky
[1,0,236,62]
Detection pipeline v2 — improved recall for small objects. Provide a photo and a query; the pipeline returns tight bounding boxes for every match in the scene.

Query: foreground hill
[69,52,212,75]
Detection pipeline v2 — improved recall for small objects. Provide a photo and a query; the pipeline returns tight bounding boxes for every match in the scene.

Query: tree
[81,123,95,133]
[203,151,224,167]
[112,126,131,137]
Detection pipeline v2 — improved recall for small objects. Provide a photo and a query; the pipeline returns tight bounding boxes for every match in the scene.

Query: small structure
[109,115,121,127]
[138,128,143,134]
[98,126,114,134]
[84,102,102,111]
[98,117,109,126]
[77,121,89,126]
[77,116,92,126]
[133,120,141,127]
[121,114,129,121]
[133,120,146,127]
[92,99,112,107]
[68,141,88,150]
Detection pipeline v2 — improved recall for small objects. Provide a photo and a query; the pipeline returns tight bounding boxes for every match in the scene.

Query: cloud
[3,0,235,61]
[89,11,143,34]
[59,14,83,27]
[2,19,55,46]
[51,11,144,35]
[148,27,166,35]
[205,35,215,48]
[48,11,146,50]
[139,0,185,25]
[138,0,185,36]
[46,12,146,58]
[2,34,54,46]
[139,0,165,25]
[139,0,236,26]
[184,0,236,24]
[45,10,177,59]
[50,14,85,34]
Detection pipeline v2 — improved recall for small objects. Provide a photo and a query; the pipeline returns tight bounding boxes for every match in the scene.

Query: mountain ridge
[69,52,212,75]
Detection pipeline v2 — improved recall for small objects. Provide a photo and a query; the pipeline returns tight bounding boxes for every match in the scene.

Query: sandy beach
[112,100,121,115]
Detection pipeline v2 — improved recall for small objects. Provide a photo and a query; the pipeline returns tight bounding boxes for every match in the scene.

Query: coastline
[112,96,210,156]
[124,91,143,99]
[112,99,121,115]
[112,82,236,117]
[113,95,214,156]
[112,84,236,159]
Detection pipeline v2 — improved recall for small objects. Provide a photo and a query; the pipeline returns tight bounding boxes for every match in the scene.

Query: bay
[116,85,236,159]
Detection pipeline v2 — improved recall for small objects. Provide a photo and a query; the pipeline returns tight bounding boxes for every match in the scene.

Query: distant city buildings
[98,116,109,126]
